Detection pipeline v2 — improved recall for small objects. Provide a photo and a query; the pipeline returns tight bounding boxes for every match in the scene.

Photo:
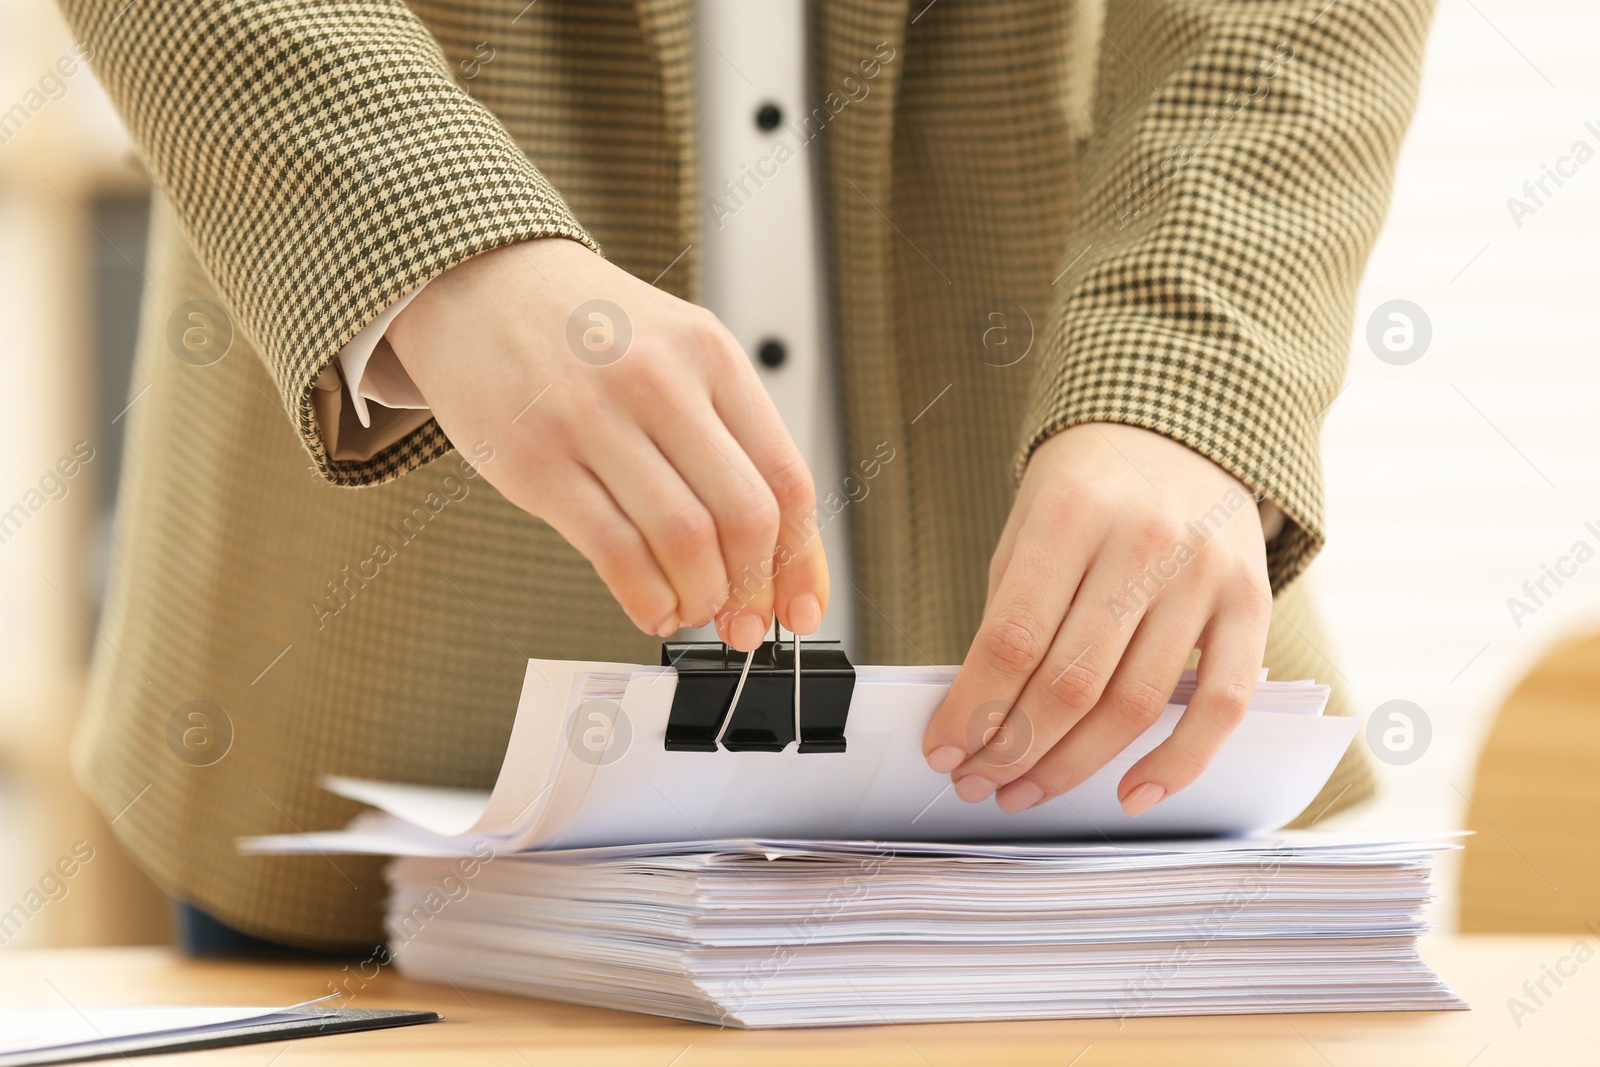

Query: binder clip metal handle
[662,623,854,753]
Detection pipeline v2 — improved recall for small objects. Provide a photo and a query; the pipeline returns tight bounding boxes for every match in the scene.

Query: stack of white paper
[244,658,1467,1026]
[383,833,1465,1027]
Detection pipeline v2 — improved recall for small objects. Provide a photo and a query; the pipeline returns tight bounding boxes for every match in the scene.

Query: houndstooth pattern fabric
[59,0,1430,945]
[1019,1,1436,586]
[62,0,610,487]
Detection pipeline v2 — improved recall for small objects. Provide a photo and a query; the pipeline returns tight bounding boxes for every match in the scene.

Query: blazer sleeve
[59,0,598,486]
[1020,0,1434,591]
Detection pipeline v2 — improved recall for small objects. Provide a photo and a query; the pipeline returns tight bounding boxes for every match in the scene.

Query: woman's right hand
[387,237,827,650]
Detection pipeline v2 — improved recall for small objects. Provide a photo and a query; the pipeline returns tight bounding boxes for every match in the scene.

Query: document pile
[386,833,1461,1027]
[249,655,1466,1027]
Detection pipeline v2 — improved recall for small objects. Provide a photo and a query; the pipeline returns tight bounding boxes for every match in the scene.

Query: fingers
[641,385,782,650]
[911,421,1273,820]
[574,310,820,651]
[711,358,828,637]
[1114,593,1269,814]
[945,554,1150,803]
[536,465,681,635]
[387,240,821,646]
[576,420,731,635]
[921,494,1104,779]
[984,499,1025,611]
[989,591,1205,813]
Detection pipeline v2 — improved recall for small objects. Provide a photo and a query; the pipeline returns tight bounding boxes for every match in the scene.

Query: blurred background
[0,0,1594,947]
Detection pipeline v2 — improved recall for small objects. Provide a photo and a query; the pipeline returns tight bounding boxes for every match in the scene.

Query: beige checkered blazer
[60,0,1432,946]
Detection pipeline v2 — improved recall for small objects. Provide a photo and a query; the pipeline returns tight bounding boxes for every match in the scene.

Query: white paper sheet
[243,661,1352,855]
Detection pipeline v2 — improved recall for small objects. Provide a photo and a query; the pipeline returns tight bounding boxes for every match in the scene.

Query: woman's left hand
[920,423,1274,817]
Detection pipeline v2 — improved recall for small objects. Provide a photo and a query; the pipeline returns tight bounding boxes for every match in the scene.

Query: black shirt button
[755,103,782,131]
[757,339,787,368]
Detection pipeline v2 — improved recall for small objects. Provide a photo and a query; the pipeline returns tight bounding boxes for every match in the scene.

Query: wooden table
[1,937,1591,1065]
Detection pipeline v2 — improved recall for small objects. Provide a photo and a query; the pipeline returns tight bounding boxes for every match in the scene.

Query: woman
[59,0,1431,949]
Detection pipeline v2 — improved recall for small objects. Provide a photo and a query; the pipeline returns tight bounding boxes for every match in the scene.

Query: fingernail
[729,613,766,651]
[997,780,1043,813]
[1121,782,1165,818]
[926,746,965,774]
[787,592,821,635]
[654,614,680,637]
[954,775,997,803]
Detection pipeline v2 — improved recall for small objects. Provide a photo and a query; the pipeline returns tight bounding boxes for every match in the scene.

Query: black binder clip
[662,623,855,753]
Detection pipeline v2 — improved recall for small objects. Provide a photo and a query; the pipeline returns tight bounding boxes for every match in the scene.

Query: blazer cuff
[1016,318,1329,593]
[315,282,434,463]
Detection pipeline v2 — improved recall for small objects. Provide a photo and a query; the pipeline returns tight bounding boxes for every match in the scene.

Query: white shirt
[328,0,857,654]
